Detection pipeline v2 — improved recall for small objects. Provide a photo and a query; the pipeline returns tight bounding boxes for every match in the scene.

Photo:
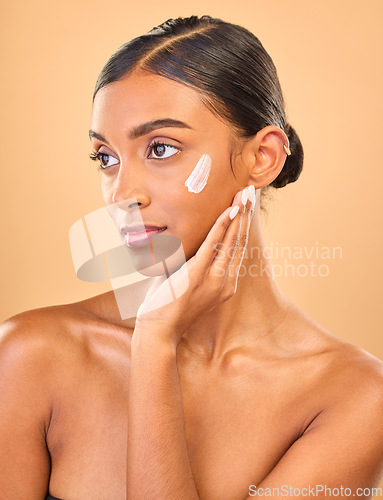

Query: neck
[177,210,289,363]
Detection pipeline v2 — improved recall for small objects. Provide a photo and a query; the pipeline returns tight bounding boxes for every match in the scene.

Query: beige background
[1,0,382,366]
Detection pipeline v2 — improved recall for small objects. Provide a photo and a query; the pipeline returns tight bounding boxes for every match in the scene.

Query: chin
[125,232,188,278]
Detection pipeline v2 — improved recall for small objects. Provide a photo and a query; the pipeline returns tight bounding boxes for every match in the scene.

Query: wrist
[132,323,178,356]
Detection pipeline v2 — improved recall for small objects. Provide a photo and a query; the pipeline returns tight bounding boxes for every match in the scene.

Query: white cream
[184,153,212,193]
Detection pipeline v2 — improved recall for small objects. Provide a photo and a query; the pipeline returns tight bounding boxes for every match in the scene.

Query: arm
[126,187,252,499]
[0,313,53,498]
[127,328,199,499]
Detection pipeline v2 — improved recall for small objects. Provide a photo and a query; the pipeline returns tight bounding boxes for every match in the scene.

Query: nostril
[112,192,147,210]
[129,201,141,209]
[112,193,140,207]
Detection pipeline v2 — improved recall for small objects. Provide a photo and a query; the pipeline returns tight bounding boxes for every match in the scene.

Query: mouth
[121,225,167,249]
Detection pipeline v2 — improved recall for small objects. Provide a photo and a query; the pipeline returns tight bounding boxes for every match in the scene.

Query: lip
[122,225,167,248]
[121,224,166,235]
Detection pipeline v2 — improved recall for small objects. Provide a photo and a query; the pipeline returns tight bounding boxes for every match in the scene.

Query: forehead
[91,71,207,126]
[89,70,240,151]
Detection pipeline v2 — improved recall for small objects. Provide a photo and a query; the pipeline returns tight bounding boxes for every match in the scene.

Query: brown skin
[1,71,383,499]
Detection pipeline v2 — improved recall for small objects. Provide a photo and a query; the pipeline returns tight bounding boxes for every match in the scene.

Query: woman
[1,14,383,500]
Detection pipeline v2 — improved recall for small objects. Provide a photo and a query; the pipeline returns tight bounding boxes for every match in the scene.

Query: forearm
[127,327,199,500]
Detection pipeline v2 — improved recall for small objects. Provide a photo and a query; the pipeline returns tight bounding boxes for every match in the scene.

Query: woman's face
[89,70,246,264]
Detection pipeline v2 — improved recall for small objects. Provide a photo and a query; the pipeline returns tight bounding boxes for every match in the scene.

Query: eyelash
[88,140,178,170]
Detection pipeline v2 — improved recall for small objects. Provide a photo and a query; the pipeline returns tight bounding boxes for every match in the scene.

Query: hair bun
[271,123,304,189]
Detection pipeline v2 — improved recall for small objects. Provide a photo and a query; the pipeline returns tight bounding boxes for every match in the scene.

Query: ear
[240,125,290,189]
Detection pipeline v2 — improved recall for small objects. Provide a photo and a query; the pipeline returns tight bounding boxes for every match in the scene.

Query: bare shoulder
[6,292,116,338]
[280,300,383,407]
[295,306,383,412]
[316,325,383,393]
[1,306,62,365]
[0,304,87,361]
[326,337,383,410]
[0,302,101,389]
[255,312,383,487]
[0,296,132,388]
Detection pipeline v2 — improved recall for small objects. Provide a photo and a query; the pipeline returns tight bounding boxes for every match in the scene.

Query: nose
[111,164,150,210]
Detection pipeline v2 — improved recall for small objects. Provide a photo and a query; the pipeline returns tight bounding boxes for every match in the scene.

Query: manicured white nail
[241,187,249,206]
[248,185,256,207]
[229,205,240,220]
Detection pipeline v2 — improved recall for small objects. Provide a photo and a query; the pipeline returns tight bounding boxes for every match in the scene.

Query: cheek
[184,153,212,194]
[101,185,108,204]
[101,175,115,204]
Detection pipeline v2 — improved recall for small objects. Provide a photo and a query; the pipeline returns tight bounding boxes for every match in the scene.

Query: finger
[209,186,249,280]
[225,185,255,290]
[194,187,246,273]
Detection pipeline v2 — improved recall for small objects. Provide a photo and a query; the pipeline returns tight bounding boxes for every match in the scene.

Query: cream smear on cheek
[184,153,212,193]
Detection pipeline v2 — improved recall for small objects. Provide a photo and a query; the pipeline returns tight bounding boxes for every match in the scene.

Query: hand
[134,185,256,347]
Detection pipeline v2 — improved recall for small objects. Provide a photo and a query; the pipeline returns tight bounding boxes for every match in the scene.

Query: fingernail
[229,205,240,220]
[241,187,249,206]
[248,185,256,207]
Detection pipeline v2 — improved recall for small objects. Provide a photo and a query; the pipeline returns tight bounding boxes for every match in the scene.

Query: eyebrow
[89,118,192,144]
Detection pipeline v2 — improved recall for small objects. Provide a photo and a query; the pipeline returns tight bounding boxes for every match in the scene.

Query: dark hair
[93,15,304,209]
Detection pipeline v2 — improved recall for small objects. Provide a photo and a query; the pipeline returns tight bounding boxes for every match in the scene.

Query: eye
[148,141,179,160]
[89,151,119,170]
